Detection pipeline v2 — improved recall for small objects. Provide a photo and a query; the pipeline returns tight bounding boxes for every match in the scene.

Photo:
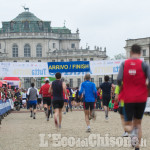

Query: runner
[115,84,128,137]
[66,84,73,111]
[39,78,52,121]
[117,44,150,150]
[75,87,81,109]
[79,74,97,132]
[63,87,70,114]
[22,90,27,108]
[27,83,39,119]
[49,72,68,128]
[100,75,115,120]
[37,91,42,110]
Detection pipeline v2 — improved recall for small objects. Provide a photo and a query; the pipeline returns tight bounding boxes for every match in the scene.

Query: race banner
[0,59,130,77]
[47,61,90,73]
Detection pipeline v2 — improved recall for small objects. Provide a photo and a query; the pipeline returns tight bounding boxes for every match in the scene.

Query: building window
[12,44,18,57]
[70,79,73,88]
[53,43,56,49]
[24,21,29,30]
[90,58,94,61]
[24,44,31,57]
[38,21,43,30]
[36,78,41,89]
[77,59,80,61]
[77,78,81,87]
[84,58,87,61]
[71,43,75,48]
[36,44,42,57]
[26,60,29,62]
[24,77,31,89]
[143,50,146,56]
[69,59,72,62]
[91,78,94,83]
[61,60,64,62]
[10,22,14,30]
[14,60,17,62]
[99,78,102,86]
[38,60,41,62]
[52,60,55,62]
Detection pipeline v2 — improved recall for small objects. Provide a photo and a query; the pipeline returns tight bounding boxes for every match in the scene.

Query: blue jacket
[79,80,97,102]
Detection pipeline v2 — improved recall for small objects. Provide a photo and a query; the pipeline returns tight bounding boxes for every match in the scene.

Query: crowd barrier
[0,99,13,116]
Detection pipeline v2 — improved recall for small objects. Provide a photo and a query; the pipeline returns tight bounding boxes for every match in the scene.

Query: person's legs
[43,98,48,116]
[58,108,62,127]
[54,108,59,127]
[33,103,37,119]
[29,102,33,117]
[85,110,90,127]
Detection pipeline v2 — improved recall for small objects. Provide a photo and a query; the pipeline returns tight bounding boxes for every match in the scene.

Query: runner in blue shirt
[79,74,97,132]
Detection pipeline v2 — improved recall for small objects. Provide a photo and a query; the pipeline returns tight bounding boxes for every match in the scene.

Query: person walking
[27,83,39,119]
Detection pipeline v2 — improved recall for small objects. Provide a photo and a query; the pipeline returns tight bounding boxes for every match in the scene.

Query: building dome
[12,11,41,22]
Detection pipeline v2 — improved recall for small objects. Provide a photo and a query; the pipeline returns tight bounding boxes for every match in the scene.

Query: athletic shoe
[33,116,36,119]
[131,136,139,148]
[86,128,91,133]
[122,132,129,137]
[105,116,108,120]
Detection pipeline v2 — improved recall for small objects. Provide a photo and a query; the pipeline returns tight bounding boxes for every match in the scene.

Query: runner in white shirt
[22,90,27,108]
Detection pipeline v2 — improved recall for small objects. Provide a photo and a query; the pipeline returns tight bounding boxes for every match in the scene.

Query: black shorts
[83,102,95,110]
[76,98,81,103]
[102,96,110,107]
[118,106,124,115]
[37,98,42,104]
[124,102,146,121]
[43,97,51,106]
[53,100,64,109]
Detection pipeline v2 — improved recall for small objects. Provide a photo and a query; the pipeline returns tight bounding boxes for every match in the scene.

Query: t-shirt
[100,82,112,96]
[63,89,70,100]
[115,85,120,95]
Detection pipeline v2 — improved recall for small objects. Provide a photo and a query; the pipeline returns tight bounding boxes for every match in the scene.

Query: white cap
[45,78,50,82]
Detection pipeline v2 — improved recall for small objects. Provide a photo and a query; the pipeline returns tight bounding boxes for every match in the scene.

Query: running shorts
[102,95,110,107]
[22,100,26,105]
[118,106,124,115]
[43,97,51,106]
[53,100,64,109]
[64,99,68,103]
[29,100,37,109]
[37,98,42,104]
[83,102,94,110]
[124,102,146,121]
[76,98,81,103]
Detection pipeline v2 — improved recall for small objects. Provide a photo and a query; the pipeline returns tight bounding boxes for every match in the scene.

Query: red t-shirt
[39,83,51,97]
[123,59,148,103]
[63,89,69,100]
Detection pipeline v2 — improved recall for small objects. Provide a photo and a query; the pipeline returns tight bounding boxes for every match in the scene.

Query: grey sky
[0,0,150,58]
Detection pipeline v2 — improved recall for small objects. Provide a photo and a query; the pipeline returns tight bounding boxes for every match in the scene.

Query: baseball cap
[45,78,50,82]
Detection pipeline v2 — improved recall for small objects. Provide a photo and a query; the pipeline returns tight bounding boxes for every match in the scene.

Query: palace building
[0,9,108,88]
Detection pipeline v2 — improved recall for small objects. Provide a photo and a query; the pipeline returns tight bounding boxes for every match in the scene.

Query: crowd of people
[1,44,150,150]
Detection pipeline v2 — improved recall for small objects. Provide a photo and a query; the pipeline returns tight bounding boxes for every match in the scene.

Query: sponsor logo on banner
[47,61,90,73]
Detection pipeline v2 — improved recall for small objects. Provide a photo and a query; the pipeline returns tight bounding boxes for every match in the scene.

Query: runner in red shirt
[63,88,70,114]
[117,44,150,150]
[39,78,51,121]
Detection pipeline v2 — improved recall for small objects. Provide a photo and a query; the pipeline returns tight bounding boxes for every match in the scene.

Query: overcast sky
[0,0,150,58]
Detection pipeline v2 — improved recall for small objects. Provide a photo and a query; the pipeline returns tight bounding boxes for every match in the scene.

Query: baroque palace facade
[0,9,108,88]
